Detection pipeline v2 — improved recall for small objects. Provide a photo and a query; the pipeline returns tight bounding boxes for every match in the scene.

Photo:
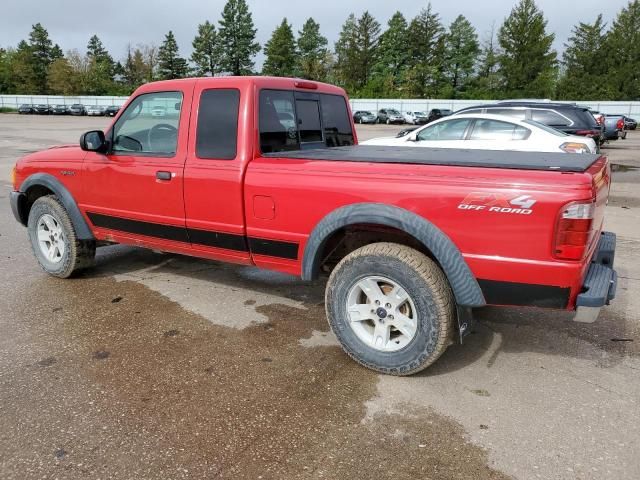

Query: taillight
[560,142,591,154]
[554,201,595,260]
[575,129,599,137]
[616,119,624,130]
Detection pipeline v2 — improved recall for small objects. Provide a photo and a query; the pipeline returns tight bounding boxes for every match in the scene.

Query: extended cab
[10,77,617,375]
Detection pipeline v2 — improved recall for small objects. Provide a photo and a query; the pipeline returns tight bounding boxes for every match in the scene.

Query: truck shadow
[85,244,636,375]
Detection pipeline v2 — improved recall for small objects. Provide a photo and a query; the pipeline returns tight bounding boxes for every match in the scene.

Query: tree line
[0,0,638,101]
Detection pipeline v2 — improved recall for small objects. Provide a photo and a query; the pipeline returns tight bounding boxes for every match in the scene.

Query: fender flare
[18,173,95,240]
[301,203,486,308]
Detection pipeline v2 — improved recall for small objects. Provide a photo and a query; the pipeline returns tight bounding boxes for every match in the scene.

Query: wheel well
[24,185,54,220]
[316,224,437,275]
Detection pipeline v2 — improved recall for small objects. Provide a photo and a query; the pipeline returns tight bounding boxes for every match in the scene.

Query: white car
[361,113,598,154]
[403,111,428,125]
[151,106,167,117]
[86,105,105,116]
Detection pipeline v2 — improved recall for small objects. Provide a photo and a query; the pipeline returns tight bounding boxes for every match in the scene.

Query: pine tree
[191,21,220,77]
[556,15,608,100]
[355,11,381,90]
[498,0,557,98]
[296,18,329,81]
[218,0,260,75]
[123,45,147,90]
[603,0,640,100]
[28,23,59,93]
[262,18,297,77]
[86,35,113,65]
[443,15,479,98]
[157,31,188,80]
[12,40,38,94]
[334,14,360,92]
[471,26,502,99]
[404,4,445,98]
[371,11,409,96]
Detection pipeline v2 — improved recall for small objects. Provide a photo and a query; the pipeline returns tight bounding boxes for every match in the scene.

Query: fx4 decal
[458,192,537,215]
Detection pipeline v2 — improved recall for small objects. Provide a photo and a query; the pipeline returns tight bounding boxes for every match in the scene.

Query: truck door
[80,88,192,250]
[182,80,252,264]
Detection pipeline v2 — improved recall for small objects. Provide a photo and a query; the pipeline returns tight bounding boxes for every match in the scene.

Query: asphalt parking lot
[0,114,638,480]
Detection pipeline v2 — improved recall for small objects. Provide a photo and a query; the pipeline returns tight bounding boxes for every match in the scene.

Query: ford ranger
[10,77,617,375]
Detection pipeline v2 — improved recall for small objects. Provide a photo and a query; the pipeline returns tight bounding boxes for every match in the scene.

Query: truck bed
[265,145,601,173]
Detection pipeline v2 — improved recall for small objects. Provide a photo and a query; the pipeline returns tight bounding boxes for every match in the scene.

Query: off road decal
[458,192,537,215]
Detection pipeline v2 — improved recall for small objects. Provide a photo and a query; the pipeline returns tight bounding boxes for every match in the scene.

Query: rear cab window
[259,89,354,154]
[196,89,240,160]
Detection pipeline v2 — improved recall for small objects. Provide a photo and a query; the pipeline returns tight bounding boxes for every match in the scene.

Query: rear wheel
[325,243,455,375]
[386,118,390,125]
[27,196,96,278]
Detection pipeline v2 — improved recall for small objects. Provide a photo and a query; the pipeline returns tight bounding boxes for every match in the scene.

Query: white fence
[1,94,639,118]
[349,99,640,118]
[0,95,128,109]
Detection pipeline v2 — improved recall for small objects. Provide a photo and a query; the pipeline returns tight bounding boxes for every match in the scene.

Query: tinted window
[112,91,182,156]
[259,90,300,153]
[487,108,527,120]
[469,119,531,141]
[321,94,354,147]
[196,89,239,160]
[296,99,323,143]
[530,109,571,126]
[417,119,472,141]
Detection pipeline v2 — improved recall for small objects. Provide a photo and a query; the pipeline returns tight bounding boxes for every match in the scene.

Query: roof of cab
[134,76,347,97]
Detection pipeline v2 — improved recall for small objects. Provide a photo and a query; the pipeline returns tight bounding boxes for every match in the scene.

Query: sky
[0,0,632,67]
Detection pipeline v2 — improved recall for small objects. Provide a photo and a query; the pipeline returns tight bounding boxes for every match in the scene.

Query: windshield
[415,112,426,116]
[523,120,569,137]
[388,109,400,115]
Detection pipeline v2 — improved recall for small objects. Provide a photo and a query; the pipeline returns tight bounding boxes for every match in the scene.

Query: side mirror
[80,130,106,152]
[408,132,419,142]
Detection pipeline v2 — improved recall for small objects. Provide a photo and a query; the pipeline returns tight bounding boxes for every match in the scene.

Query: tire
[386,118,390,125]
[359,118,363,124]
[27,195,96,278]
[325,242,455,376]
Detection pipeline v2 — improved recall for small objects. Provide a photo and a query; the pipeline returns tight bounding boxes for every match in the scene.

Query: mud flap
[456,305,475,344]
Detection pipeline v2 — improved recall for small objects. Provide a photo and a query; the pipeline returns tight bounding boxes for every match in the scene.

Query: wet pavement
[1,116,639,479]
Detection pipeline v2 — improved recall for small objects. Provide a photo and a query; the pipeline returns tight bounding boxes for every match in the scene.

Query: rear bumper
[574,231,617,323]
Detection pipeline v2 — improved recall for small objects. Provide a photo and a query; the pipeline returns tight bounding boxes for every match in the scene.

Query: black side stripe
[478,279,570,309]
[86,212,298,260]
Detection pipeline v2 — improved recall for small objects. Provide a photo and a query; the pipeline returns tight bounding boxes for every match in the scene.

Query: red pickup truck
[10,77,617,375]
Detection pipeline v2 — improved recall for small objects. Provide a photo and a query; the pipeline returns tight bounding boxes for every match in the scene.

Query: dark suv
[454,102,603,143]
[427,108,452,123]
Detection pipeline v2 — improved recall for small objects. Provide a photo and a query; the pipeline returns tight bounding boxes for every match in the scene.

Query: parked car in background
[426,108,452,123]
[404,111,428,125]
[151,105,167,117]
[624,116,637,130]
[377,108,404,124]
[86,105,105,116]
[105,105,121,117]
[455,102,604,145]
[34,104,50,115]
[18,104,34,114]
[362,113,597,154]
[603,115,626,141]
[353,110,377,124]
[52,105,68,115]
[69,104,86,116]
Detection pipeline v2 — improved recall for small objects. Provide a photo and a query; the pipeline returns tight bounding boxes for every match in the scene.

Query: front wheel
[325,243,455,375]
[27,196,96,278]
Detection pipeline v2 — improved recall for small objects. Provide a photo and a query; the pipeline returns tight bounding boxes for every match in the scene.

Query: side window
[531,109,571,126]
[295,99,323,143]
[469,119,531,141]
[417,119,471,141]
[321,94,354,147]
[112,91,182,156]
[196,89,240,160]
[259,90,300,153]
[487,108,527,120]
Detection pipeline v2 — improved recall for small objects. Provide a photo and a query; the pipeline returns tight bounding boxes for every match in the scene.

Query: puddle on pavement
[611,164,639,173]
[0,273,510,479]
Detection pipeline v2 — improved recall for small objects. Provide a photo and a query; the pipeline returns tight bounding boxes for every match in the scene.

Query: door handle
[156,171,173,181]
